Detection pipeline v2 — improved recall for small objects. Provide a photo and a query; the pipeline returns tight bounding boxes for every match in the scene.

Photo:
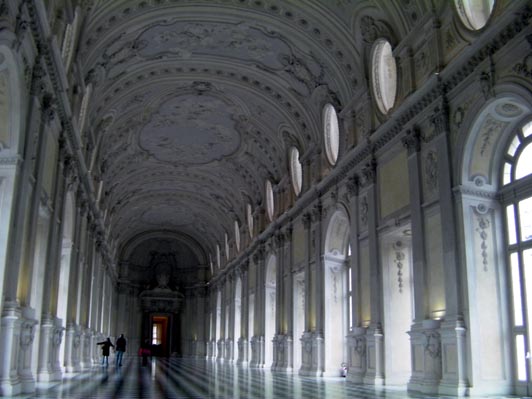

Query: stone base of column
[237,337,248,365]
[299,331,323,377]
[346,327,367,383]
[407,320,442,394]
[272,334,293,373]
[80,329,93,369]
[0,302,22,396]
[216,339,224,361]
[18,307,38,393]
[362,325,384,386]
[192,339,205,358]
[224,338,233,362]
[438,317,469,397]
[249,335,264,368]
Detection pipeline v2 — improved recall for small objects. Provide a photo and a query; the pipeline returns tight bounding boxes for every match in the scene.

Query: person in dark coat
[97,337,114,366]
[115,334,126,367]
[139,339,151,366]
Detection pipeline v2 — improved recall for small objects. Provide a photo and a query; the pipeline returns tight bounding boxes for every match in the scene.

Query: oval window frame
[454,0,495,31]
[323,104,340,165]
[266,180,275,221]
[290,146,303,195]
[371,38,397,115]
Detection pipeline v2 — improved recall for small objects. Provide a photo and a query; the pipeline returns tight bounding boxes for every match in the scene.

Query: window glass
[515,143,532,181]
[506,205,517,245]
[511,252,523,326]
[523,121,532,138]
[503,162,512,186]
[323,104,339,165]
[519,197,532,242]
[516,334,527,381]
[371,39,397,115]
[507,136,520,157]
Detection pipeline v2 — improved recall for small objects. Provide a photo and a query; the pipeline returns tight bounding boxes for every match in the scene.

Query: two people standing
[96,334,127,367]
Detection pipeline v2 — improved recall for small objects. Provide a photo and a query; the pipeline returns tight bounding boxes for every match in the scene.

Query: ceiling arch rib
[77,0,363,258]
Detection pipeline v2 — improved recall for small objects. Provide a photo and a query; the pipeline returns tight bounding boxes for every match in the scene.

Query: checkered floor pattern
[6,358,523,398]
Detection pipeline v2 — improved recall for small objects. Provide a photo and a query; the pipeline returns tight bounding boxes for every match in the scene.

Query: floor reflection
[7,358,521,399]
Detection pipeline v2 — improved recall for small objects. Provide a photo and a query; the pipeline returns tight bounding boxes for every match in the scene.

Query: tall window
[347,244,353,331]
[502,120,532,384]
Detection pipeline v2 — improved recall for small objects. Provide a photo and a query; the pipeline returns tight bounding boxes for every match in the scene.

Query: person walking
[115,334,126,367]
[139,339,151,366]
[97,337,114,366]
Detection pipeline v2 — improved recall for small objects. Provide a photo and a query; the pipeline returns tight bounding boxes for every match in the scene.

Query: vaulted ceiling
[77,0,412,260]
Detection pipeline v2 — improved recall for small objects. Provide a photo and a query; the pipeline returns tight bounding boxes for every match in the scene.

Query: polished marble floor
[6,358,525,399]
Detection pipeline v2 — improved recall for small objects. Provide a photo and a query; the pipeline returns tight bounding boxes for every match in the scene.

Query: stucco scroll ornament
[20,320,36,350]
[360,16,386,45]
[475,205,490,272]
[423,331,441,359]
[427,104,449,141]
[354,336,366,357]
[393,241,405,293]
[514,34,532,78]
[360,195,369,226]
[425,151,438,193]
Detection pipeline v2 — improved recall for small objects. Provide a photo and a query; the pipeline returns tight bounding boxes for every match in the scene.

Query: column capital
[358,156,377,187]
[302,212,312,230]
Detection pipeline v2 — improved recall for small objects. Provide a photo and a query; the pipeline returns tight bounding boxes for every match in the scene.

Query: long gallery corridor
[1,0,532,398]
[3,358,522,399]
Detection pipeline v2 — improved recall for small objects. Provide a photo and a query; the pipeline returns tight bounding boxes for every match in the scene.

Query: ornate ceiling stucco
[78,0,366,258]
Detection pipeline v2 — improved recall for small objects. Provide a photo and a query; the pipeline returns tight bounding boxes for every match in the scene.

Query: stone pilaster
[0,302,22,396]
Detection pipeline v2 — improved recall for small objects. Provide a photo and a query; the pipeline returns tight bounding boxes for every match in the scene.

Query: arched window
[501,120,532,383]
[290,146,302,195]
[454,0,495,31]
[323,104,339,165]
[266,180,275,221]
[371,39,397,115]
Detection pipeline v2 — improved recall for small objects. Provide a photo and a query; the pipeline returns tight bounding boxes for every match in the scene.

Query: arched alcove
[264,254,277,368]
[323,207,350,376]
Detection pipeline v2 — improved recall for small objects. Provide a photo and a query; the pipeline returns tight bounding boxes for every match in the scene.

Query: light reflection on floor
[5,358,523,399]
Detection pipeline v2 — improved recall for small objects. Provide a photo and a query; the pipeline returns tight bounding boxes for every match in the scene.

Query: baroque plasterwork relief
[138,93,242,165]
